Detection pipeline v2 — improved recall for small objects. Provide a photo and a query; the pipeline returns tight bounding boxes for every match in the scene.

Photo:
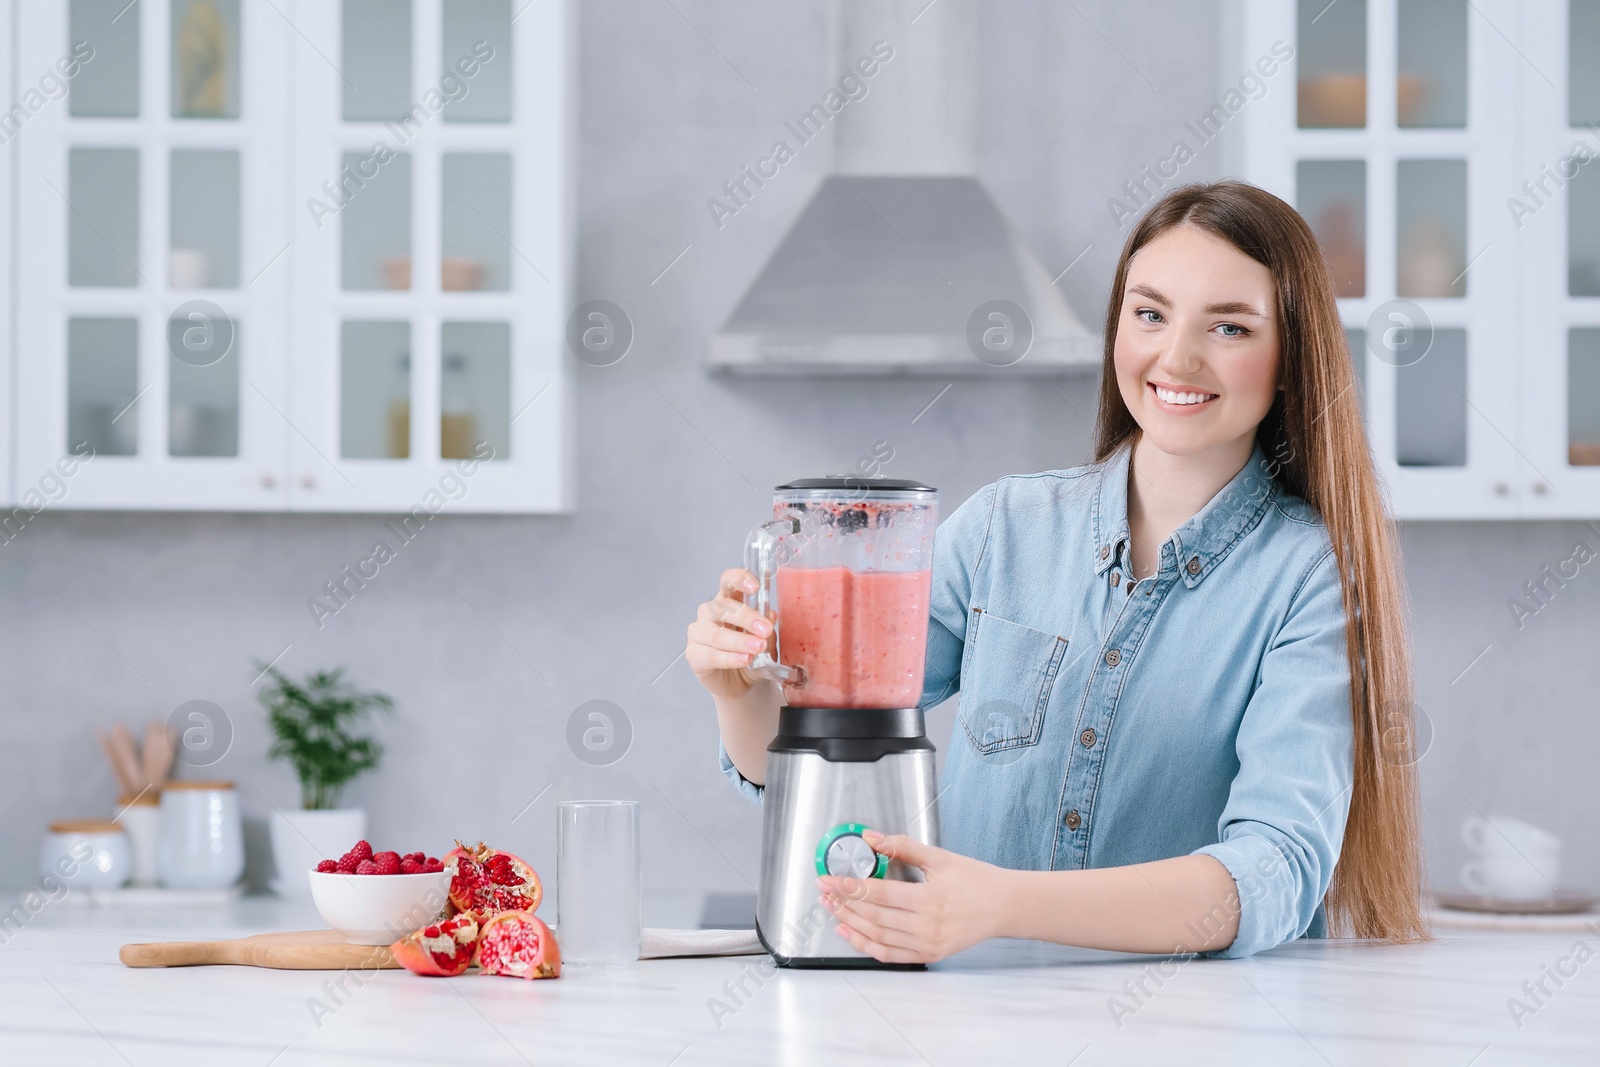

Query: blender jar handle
[742,518,807,688]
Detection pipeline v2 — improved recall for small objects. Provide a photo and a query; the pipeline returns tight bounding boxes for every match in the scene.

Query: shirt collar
[1091,439,1279,588]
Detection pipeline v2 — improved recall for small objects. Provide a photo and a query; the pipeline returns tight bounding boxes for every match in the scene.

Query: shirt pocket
[958,607,1068,754]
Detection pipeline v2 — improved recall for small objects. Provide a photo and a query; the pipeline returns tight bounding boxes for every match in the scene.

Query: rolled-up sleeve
[717,737,765,803]
[717,481,998,803]
[1192,547,1355,958]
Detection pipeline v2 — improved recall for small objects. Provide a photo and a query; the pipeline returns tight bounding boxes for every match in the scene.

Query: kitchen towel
[639,927,763,959]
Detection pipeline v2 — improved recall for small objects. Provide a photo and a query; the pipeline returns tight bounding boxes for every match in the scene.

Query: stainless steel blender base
[755,708,940,968]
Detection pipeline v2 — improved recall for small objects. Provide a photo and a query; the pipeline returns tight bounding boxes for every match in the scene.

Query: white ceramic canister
[114,793,162,886]
[39,819,132,890]
[157,781,245,890]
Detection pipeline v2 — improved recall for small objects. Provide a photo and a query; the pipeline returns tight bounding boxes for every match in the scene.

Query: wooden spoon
[109,723,145,797]
[141,721,175,792]
[96,727,136,796]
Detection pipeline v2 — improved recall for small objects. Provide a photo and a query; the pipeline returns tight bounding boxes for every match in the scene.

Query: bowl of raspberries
[309,840,453,945]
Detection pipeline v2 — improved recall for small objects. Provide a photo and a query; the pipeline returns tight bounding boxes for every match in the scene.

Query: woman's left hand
[818,830,1008,965]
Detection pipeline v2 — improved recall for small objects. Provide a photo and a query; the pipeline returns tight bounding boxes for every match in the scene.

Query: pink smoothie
[775,566,931,708]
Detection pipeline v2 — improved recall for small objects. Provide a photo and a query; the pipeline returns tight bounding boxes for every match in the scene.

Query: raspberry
[336,853,361,874]
[349,840,374,862]
[424,856,440,867]
[423,860,445,873]
[355,859,379,875]
[400,859,423,875]
[372,852,401,875]
[315,859,338,873]
[404,852,425,865]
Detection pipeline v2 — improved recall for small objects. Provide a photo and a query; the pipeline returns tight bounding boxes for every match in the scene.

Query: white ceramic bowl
[308,869,454,945]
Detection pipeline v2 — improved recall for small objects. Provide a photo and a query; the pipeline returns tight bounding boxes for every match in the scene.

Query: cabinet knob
[1493,482,1508,495]
[260,473,278,489]
[300,473,318,490]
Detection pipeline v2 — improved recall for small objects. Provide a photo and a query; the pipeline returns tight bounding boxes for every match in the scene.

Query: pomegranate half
[389,914,479,977]
[446,840,542,920]
[475,912,561,979]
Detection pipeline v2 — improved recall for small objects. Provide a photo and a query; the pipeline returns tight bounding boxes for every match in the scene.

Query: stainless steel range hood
[709,0,1100,375]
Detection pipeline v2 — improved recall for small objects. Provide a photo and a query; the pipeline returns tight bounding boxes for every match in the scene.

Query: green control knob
[815,823,888,879]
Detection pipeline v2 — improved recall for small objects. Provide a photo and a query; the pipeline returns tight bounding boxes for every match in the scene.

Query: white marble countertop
[2,895,1597,1065]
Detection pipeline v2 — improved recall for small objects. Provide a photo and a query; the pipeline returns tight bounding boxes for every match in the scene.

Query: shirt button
[1187,556,1201,575]
[1100,545,1110,560]
[1080,727,1096,747]
[1104,648,1122,667]
[1110,571,1120,587]
[1064,810,1082,830]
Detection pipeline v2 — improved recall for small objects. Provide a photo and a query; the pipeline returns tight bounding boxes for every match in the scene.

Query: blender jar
[743,478,939,709]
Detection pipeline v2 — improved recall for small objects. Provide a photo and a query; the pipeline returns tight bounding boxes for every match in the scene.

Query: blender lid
[775,476,936,492]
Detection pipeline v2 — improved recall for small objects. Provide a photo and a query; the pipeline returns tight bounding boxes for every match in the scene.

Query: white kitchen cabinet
[8,0,571,513]
[1515,0,1600,518]
[1227,0,1597,519]
[15,0,291,509]
[284,0,572,512]
[0,0,13,509]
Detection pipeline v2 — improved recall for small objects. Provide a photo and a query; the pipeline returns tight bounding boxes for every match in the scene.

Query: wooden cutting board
[120,930,403,970]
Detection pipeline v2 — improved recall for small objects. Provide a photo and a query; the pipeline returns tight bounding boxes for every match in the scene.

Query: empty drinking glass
[557,800,641,966]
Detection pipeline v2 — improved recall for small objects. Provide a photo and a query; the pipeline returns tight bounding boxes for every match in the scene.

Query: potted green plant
[256,664,392,895]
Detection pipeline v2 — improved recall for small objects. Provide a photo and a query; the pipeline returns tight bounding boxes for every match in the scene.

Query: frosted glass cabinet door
[1297,0,1366,128]
[1395,159,1467,299]
[68,148,141,288]
[12,0,291,509]
[171,0,241,119]
[169,148,241,289]
[1297,159,1365,298]
[287,0,571,512]
[69,0,140,118]
[1567,330,1600,468]
[342,0,412,121]
[1396,0,1467,128]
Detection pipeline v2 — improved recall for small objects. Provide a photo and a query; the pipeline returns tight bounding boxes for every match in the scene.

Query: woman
[685,180,1427,962]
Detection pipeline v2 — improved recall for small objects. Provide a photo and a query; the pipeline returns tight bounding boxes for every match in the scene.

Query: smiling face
[1112,224,1282,462]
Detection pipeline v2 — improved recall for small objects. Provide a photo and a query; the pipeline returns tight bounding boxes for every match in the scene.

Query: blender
[743,476,941,969]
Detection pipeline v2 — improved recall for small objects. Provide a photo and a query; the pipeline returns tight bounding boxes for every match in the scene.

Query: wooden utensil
[120,930,401,970]
[109,724,144,795]
[96,727,138,796]
[141,721,175,791]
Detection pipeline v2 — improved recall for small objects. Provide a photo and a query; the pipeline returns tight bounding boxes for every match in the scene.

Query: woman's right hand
[686,568,775,701]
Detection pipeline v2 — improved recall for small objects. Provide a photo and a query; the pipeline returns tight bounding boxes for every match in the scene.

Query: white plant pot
[269,808,367,896]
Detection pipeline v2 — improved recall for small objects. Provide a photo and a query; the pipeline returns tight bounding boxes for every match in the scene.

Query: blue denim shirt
[720,442,1355,958]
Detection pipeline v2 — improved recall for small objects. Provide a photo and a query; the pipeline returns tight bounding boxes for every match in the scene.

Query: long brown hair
[1093,179,1427,943]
